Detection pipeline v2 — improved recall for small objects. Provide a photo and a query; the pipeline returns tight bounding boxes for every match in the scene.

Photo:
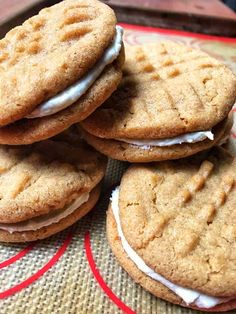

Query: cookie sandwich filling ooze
[27,26,124,119]
[111,187,233,309]
[118,131,214,149]
[0,192,90,233]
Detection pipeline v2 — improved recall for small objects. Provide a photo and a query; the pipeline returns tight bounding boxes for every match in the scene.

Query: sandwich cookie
[81,42,236,162]
[107,148,236,311]
[0,0,124,145]
[0,132,107,242]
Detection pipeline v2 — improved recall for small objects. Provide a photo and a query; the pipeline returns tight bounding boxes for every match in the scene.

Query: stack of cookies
[79,39,236,310]
[0,0,125,241]
[1,0,236,312]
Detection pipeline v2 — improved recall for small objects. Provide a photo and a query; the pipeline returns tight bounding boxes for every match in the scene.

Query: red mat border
[0,243,35,269]
[120,23,236,43]
[84,231,136,314]
[0,233,73,299]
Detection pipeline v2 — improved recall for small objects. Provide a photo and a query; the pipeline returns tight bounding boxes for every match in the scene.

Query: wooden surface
[0,0,236,38]
[104,0,236,37]
[0,0,43,23]
[105,0,236,19]
[0,0,55,38]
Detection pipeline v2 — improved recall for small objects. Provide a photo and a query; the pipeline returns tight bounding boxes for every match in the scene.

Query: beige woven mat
[0,24,235,314]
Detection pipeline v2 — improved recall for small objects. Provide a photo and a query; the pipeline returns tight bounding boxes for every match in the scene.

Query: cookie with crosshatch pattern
[0,0,124,144]
[0,130,107,242]
[107,147,236,311]
[81,42,236,162]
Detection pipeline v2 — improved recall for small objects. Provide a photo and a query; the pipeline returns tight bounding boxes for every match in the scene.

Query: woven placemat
[0,24,235,314]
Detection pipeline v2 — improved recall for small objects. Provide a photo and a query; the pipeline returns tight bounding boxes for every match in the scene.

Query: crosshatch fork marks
[179,160,214,205]
[81,42,236,140]
[118,150,236,296]
[177,172,235,257]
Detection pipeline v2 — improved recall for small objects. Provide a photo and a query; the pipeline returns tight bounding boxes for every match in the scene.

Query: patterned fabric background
[0,24,235,314]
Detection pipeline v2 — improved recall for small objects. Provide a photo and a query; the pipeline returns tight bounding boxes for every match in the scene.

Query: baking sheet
[0,24,235,314]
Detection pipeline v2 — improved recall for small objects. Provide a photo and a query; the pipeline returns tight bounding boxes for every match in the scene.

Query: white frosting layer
[111,187,231,309]
[0,193,89,233]
[27,25,124,118]
[119,131,214,149]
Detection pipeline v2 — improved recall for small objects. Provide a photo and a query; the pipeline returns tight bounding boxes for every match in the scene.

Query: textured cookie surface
[0,134,107,223]
[107,206,236,312]
[0,185,100,242]
[0,0,116,126]
[81,42,236,139]
[0,50,124,145]
[81,116,230,162]
[117,148,236,297]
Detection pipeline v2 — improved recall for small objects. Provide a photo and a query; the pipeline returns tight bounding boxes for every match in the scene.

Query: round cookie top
[118,148,236,297]
[82,42,236,139]
[0,0,116,126]
[0,131,107,223]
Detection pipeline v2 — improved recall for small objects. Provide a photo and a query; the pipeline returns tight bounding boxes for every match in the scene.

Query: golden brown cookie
[0,131,107,242]
[0,0,124,144]
[107,148,236,311]
[80,116,231,162]
[0,185,100,243]
[107,205,236,312]
[81,42,236,162]
[0,51,124,145]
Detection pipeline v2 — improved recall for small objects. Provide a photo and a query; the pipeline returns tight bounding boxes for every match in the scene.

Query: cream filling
[27,25,124,118]
[111,187,232,309]
[119,131,214,149]
[0,192,89,233]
